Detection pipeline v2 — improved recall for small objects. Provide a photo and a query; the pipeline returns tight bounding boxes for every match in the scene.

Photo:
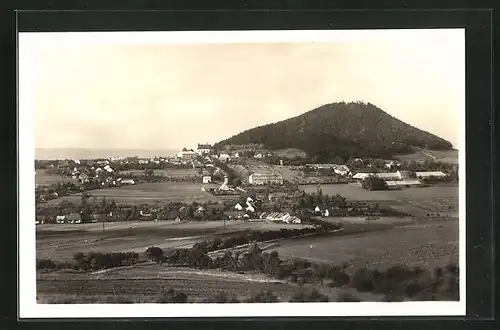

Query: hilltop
[215,102,453,162]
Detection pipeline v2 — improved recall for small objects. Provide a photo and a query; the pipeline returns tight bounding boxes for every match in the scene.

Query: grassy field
[394,149,459,164]
[300,183,458,201]
[45,182,238,205]
[36,264,383,303]
[35,169,75,186]
[36,220,314,262]
[269,220,458,270]
[118,169,201,177]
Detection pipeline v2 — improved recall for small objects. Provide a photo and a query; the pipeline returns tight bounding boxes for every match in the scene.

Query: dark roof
[198,144,213,149]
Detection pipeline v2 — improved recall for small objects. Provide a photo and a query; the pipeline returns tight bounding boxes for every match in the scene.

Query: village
[35,143,458,226]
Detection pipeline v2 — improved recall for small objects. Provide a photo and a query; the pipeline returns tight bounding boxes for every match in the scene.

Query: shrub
[336,292,361,302]
[351,269,375,292]
[36,258,57,270]
[157,288,188,303]
[145,246,165,263]
[204,292,240,303]
[246,290,279,303]
[290,289,329,302]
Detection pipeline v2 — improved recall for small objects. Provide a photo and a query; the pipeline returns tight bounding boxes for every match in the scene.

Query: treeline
[37,252,140,271]
[146,243,459,301]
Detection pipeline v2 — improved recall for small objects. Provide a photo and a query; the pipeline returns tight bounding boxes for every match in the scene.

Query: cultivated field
[36,263,383,303]
[35,169,75,186]
[269,220,459,270]
[301,183,459,201]
[394,149,459,164]
[45,182,238,205]
[118,168,202,177]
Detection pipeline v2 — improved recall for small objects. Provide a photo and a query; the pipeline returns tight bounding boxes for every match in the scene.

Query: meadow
[35,169,75,186]
[394,149,459,164]
[300,183,459,201]
[36,263,384,303]
[118,168,200,177]
[45,182,238,205]
[36,220,314,262]
[269,220,459,270]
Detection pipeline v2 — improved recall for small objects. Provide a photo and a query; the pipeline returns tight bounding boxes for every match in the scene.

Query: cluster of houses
[352,169,448,188]
[305,164,351,176]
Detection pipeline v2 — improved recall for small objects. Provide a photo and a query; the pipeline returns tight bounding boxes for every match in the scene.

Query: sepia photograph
[19,29,465,318]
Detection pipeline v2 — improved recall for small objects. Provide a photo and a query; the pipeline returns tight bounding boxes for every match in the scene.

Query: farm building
[306,164,335,169]
[218,153,231,162]
[415,171,448,179]
[385,179,423,189]
[355,170,415,181]
[352,172,372,180]
[120,178,135,185]
[202,176,212,183]
[196,144,214,155]
[265,212,301,224]
[248,172,284,185]
[177,150,197,159]
[334,165,350,176]
[56,213,81,224]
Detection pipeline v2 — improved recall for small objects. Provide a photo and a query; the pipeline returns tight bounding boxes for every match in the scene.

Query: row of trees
[36,251,140,272]
[146,243,459,301]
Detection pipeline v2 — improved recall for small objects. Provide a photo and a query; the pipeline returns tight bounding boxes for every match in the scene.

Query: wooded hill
[216,102,453,162]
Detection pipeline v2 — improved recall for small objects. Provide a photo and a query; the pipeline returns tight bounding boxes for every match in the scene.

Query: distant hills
[35,148,178,160]
[215,102,453,162]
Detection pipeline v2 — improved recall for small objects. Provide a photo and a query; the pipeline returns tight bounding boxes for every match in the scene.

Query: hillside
[216,102,453,162]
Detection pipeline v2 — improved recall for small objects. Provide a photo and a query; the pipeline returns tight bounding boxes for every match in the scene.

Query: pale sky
[21,29,465,150]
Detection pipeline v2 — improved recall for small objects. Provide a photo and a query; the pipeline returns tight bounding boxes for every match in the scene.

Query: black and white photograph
[19,29,465,318]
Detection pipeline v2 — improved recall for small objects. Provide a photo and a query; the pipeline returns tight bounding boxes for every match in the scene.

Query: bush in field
[204,292,240,303]
[156,288,188,303]
[145,246,164,263]
[36,259,57,270]
[71,251,140,271]
[245,290,280,303]
[336,292,361,302]
[350,269,375,292]
[289,289,329,302]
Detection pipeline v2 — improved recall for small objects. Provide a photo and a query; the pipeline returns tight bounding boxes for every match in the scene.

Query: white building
[196,144,213,155]
[177,150,197,159]
[218,154,231,162]
[248,172,284,185]
[415,171,448,179]
[202,176,212,183]
[121,179,135,185]
[334,165,350,176]
[235,203,243,211]
[265,212,301,224]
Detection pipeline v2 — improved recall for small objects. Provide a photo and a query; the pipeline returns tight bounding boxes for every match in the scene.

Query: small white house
[334,165,350,176]
[202,176,212,183]
[219,154,231,162]
[235,203,243,211]
[121,179,135,185]
[324,209,330,217]
[314,206,321,213]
